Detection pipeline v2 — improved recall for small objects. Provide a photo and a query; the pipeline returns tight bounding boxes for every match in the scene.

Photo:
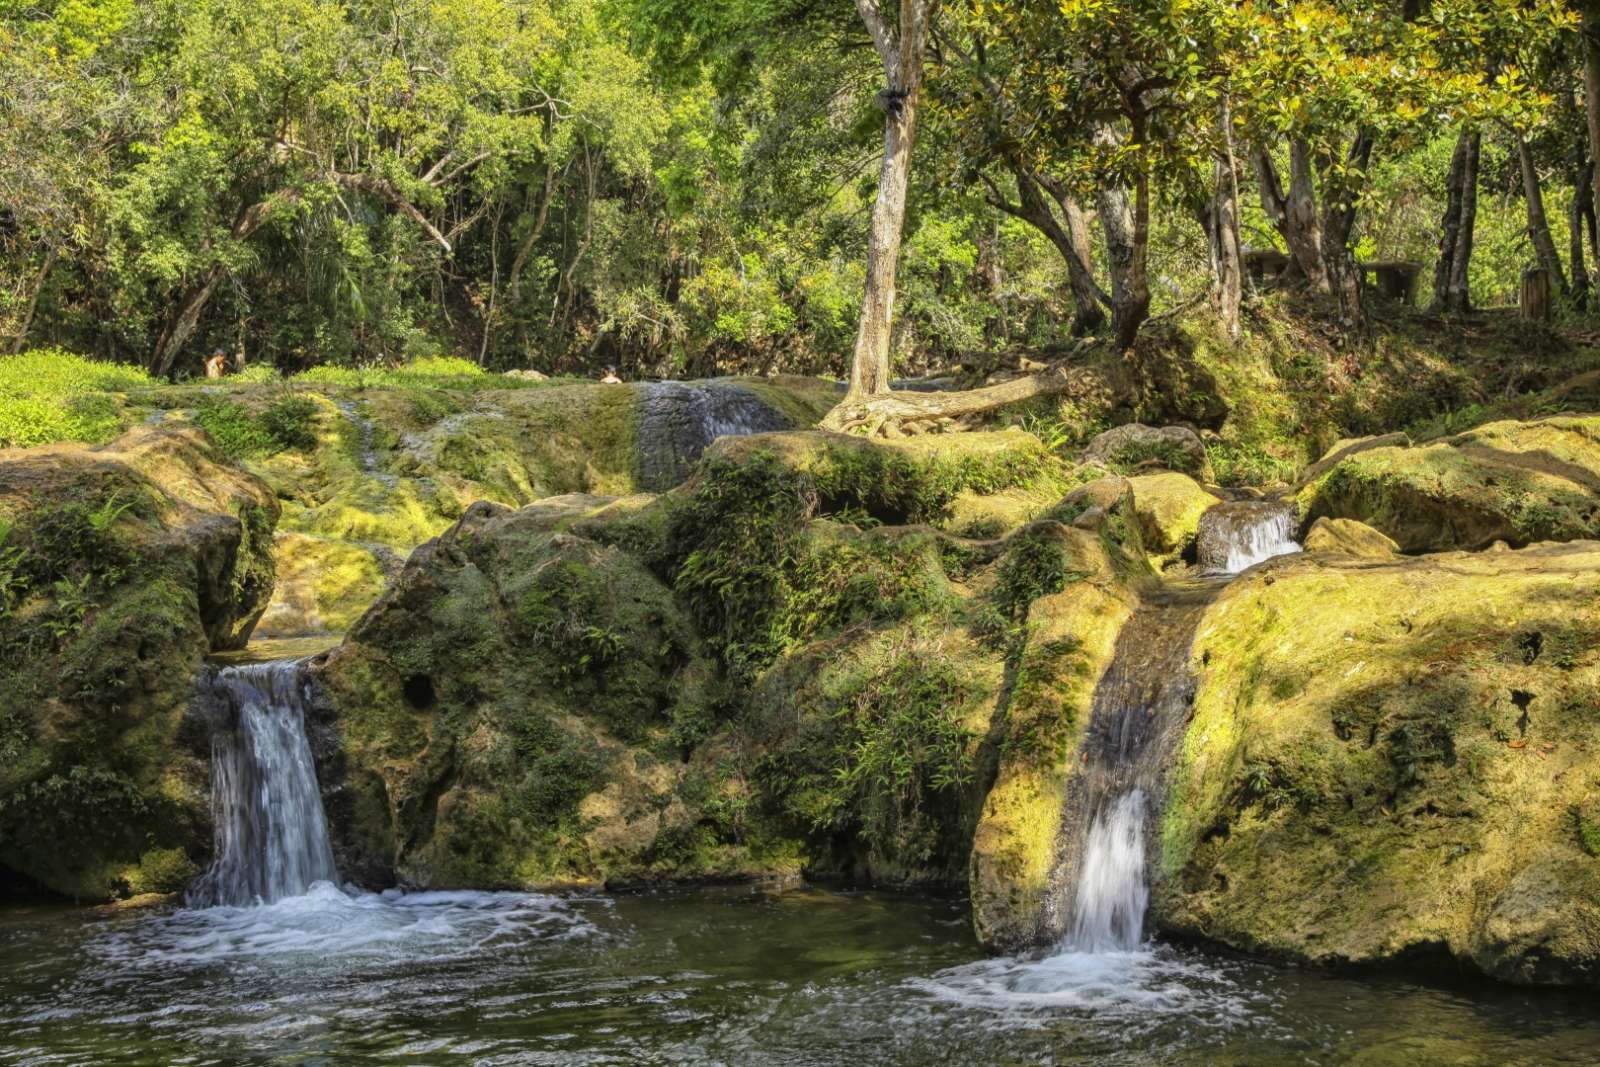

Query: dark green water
[1,883,1596,1066]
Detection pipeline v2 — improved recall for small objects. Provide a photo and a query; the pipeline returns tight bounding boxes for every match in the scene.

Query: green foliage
[1573,807,1600,858]
[0,349,152,447]
[194,394,319,459]
[826,649,976,863]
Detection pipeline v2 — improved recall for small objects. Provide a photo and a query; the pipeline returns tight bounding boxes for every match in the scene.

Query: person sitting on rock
[600,366,622,385]
[204,350,229,379]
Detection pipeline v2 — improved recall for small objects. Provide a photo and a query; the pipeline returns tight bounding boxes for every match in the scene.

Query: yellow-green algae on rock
[1297,416,1600,552]
[1157,543,1600,986]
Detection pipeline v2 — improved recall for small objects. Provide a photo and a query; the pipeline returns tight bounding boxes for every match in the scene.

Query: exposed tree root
[819,360,1114,437]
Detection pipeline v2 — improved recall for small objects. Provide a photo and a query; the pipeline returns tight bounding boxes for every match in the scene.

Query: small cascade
[187,660,338,908]
[1195,499,1301,574]
[1048,585,1216,950]
[1067,789,1148,952]
[636,381,789,490]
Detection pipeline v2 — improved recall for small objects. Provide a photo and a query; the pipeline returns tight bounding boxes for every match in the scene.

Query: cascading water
[636,381,790,490]
[187,660,338,907]
[1195,499,1301,574]
[1045,583,1217,952]
[1067,789,1149,953]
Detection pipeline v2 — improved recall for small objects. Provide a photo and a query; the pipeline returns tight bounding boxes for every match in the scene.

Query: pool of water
[1,883,1596,1066]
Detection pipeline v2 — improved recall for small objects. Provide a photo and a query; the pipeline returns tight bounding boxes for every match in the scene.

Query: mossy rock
[256,532,398,638]
[969,562,1137,949]
[1065,472,1219,568]
[0,425,279,899]
[1157,543,1600,987]
[1297,416,1600,552]
[1302,517,1400,559]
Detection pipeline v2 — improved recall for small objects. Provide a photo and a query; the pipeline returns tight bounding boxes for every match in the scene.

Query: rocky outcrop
[1156,543,1600,987]
[1085,422,1213,482]
[307,429,1091,890]
[1297,416,1600,552]
[1064,472,1220,568]
[0,426,279,899]
[1302,516,1400,558]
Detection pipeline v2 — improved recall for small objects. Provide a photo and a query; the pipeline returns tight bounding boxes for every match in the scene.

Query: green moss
[126,847,199,895]
[1574,808,1600,858]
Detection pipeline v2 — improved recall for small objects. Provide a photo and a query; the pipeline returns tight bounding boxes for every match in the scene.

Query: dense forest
[1,0,1593,388]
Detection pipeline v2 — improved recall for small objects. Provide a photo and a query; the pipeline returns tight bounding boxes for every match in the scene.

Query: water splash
[1067,790,1149,953]
[187,660,338,908]
[1196,500,1301,574]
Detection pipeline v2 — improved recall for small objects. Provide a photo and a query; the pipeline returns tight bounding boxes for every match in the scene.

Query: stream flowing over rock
[635,381,791,490]
[1195,499,1301,573]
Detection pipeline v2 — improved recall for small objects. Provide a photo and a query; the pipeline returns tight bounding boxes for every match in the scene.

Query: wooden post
[1521,266,1552,322]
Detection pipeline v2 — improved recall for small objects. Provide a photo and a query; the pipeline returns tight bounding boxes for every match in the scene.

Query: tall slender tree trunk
[823,0,930,431]
[1319,133,1372,329]
[1584,8,1600,249]
[9,245,58,355]
[1517,134,1569,296]
[1202,158,1243,340]
[1431,129,1480,313]
[1094,123,1150,351]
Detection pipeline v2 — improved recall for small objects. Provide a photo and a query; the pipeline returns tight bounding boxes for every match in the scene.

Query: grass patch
[0,349,155,447]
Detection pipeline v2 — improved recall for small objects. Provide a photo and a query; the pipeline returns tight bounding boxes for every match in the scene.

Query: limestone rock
[1156,542,1600,987]
[1302,516,1400,559]
[1084,423,1213,482]
[0,425,280,899]
[1296,416,1600,552]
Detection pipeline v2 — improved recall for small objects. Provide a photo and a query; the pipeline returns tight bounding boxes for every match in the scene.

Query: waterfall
[187,660,338,908]
[636,381,790,490]
[1195,499,1301,574]
[1051,586,1215,952]
[1067,790,1149,952]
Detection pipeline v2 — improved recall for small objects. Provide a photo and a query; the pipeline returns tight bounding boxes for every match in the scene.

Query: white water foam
[93,882,598,970]
[1198,500,1301,575]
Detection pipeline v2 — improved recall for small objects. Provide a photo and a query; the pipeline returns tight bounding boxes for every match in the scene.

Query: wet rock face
[1195,499,1300,573]
[1156,542,1600,987]
[1084,423,1212,482]
[636,381,791,490]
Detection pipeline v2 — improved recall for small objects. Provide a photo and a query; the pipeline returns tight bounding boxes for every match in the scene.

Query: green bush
[194,394,320,459]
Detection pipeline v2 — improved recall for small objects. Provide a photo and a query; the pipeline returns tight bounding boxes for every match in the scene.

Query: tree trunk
[1516,135,1568,297]
[822,0,929,431]
[1285,139,1330,291]
[1431,129,1479,313]
[150,265,227,377]
[1203,158,1243,340]
[1448,130,1481,310]
[1572,164,1592,311]
[1584,8,1600,252]
[8,245,58,355]
[1008,166,1108,335]
[1094,122,1151,351]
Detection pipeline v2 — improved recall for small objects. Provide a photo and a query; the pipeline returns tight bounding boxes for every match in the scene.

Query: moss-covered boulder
[1302,516,1400,559]
[0,425,278,899]
[256,532,398,638]
[1084,422,1213,482]
[1065,472,1219,568]
[1297,416,1600,552]
[1156,543,1600,986]
[309,427,1104,891]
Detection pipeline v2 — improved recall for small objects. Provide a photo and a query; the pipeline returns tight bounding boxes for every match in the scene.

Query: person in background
[600,366,622,384]
[204,350,229,379]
